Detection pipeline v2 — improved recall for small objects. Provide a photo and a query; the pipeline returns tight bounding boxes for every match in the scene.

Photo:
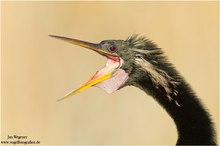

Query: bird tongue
[57,58,128,101]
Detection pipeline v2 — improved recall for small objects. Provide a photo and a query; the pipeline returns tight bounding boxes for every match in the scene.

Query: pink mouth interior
[95,69,128,93]
[89,59,118,81]
[89,57,129,93]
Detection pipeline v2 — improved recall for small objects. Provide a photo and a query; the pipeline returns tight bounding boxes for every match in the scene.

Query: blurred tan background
[1,1,219,145]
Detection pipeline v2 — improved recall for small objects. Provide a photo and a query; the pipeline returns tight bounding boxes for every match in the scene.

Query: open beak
[49,35,120,101]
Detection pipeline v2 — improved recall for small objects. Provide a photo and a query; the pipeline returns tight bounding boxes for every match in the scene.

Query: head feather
[125,34,157,50]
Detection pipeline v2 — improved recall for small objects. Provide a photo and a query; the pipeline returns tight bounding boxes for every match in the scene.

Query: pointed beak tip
[56,98,63,102]
[56,97,67,102]
[49,34,58,38]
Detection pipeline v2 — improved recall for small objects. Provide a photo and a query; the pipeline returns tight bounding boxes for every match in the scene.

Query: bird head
[50,35,177,101]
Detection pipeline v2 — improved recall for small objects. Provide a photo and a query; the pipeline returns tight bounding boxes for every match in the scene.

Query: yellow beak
[57,73,112,101]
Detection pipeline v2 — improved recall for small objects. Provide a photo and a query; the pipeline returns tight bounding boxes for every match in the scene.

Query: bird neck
[134,76,216,145]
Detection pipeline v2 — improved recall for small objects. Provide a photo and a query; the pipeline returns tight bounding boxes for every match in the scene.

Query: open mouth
[49,35,128,101]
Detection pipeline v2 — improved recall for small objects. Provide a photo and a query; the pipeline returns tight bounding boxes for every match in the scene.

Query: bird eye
[108,46,117,52]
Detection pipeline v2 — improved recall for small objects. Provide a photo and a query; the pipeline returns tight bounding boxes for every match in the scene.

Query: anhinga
[50,34,216,145]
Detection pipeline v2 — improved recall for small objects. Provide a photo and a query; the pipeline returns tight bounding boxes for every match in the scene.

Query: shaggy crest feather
[125,34,157,49]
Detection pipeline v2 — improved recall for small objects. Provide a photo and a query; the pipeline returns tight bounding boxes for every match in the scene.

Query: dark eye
[108,46,117,52]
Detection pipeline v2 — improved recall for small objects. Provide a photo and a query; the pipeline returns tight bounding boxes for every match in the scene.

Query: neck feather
[134,74,216,145]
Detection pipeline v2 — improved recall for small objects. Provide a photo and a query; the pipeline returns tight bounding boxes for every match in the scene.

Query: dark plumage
[50,34,216,145]
[124,35,216,145]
